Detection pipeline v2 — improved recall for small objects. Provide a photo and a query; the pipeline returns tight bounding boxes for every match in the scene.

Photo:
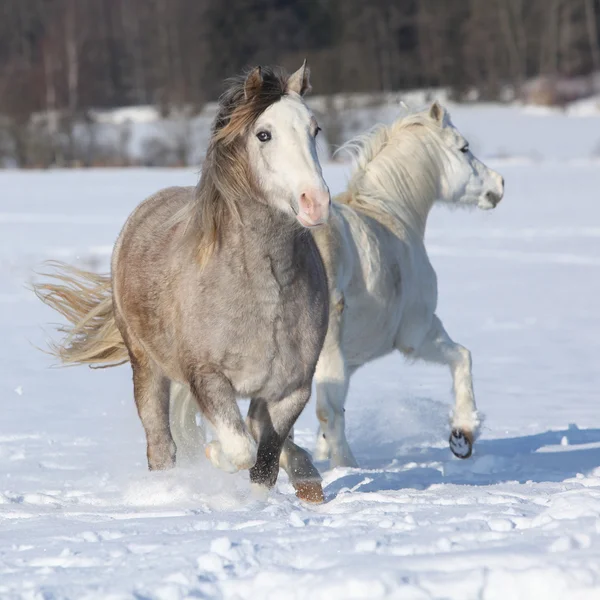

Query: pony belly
[344,338,396,369]
[394,303,436,355]
[341,301,402,367]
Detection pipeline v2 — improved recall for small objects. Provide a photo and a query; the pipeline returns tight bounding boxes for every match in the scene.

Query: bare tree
[1,0,600,168]
[584,0,600,72]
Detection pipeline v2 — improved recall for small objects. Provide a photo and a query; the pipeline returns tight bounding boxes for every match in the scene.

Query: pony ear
[287,59,312,96]
[244,66,263,101]
[429,101,444,123]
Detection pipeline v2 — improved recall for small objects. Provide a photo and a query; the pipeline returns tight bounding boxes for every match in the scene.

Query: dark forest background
[1,0,599,166]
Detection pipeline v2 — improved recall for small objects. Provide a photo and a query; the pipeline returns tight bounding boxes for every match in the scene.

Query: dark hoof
[294,481,325,504]
[449,429,473,459]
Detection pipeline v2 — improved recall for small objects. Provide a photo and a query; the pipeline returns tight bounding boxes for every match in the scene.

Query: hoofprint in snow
[2,143,600,596]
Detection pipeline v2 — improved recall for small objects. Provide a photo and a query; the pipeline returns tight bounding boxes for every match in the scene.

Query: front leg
[411,315,479,458]
[313,293,357,469]
[190,370,257,473]
[131,359,175,471]
[246,386,323,502]
[279,436,324,503]
[314,362,357,468]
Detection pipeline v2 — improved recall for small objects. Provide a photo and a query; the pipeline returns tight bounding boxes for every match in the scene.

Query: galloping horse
[35,63,330,502]
[280,102,504,469]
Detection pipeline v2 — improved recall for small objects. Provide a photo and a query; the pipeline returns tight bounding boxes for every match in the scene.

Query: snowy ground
[2,116,600,598]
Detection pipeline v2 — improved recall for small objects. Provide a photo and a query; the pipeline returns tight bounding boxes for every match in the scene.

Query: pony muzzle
[480,172,504,209]
[296,188,331,228]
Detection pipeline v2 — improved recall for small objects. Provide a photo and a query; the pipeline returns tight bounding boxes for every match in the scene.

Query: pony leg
[314,342,357,469]
[412,315,479,459]
[313,294,357,469]
[279,437,324,503]
[190,371,257,473]
[247,387,323,501]
[169,382,206,466]
[314,421,329,461]
[131,360,175,471]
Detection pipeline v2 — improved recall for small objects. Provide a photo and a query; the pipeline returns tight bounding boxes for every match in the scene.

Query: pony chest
[242,254,297,313]
[236,255,319,339]
[233,285,324,398]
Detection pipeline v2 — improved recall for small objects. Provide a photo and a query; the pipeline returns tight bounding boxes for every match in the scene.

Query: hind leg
[131,359,175,470]
[169,382,206,465]
[247,386,323,501]
[190,370,257,473]
[411,315,479,459]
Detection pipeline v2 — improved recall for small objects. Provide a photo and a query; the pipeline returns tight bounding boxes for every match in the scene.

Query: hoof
[147,441,176,470]
[205,433,257,472]
[205,441,238,473]
[205,443,214,461]
[294,481,325,504]
[449,429,473,459]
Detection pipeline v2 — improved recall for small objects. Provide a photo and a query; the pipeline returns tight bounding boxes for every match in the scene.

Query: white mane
[338,110,445,238]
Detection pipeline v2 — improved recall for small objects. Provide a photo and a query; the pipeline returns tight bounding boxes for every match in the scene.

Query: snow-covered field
[2,108,600,598]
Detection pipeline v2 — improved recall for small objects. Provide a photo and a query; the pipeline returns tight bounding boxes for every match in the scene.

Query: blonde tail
[33,261,129,368]
[34,261,206,458]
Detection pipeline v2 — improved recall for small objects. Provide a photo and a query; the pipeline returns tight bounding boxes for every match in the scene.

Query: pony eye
[257,131,271,142]
[460,144,469,153]
[315,126,322,137]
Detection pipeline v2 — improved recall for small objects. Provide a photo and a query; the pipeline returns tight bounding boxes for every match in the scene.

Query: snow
[2,107,600,598]
[566,95,600,118]
[352,101,600,162]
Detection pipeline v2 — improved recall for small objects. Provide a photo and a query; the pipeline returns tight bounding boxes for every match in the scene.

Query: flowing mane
[33,60,332,504]
[336,110,445,237]
[175,66,290,263]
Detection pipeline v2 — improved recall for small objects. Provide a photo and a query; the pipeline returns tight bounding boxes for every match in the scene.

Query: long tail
[33,261,128,368]
[34,261,205,456]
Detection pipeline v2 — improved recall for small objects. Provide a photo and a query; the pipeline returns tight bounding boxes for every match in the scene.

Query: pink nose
[297,188,331,228]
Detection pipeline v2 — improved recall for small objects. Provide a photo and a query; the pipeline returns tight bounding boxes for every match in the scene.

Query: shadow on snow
[323,424,600,498]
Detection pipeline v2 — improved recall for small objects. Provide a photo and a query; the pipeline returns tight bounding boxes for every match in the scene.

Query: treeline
[2,0,600,115]
[0,0,599,167]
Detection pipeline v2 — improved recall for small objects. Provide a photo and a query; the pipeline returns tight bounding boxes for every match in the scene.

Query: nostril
[300,192,316,215]
[501,176,505,189]
[486,191,500,205]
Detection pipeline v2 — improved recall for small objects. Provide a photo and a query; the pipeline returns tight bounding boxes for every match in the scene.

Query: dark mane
[212,66,289,144]
[178,66,292,264]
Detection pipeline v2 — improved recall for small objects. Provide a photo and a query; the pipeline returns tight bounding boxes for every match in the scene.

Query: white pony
[280,101,504,470]
[172,101,504,478]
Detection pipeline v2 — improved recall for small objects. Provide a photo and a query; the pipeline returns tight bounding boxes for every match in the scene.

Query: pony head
[211,61,330,228]
[425,101,504,209]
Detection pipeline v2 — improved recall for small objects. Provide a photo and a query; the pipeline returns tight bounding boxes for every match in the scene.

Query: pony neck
[236,195,302,257]
[390,172,436,241]
[348,124,443,241]
[229,198,308,288]
[381,128,442,240]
